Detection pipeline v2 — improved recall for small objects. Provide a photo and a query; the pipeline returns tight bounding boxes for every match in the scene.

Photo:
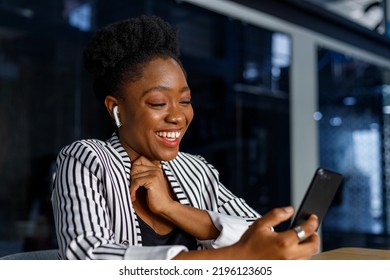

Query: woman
[52,15,319,260]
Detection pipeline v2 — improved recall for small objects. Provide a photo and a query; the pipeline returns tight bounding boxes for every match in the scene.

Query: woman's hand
[130,156,174,214]
[130,155,220,240]
[174,206,320,260]
[232,206,320,260]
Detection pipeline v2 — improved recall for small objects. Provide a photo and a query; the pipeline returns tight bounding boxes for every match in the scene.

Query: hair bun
[83,15,179,77]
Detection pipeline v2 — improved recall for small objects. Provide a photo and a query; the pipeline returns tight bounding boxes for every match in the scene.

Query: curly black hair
[83,15,181,102]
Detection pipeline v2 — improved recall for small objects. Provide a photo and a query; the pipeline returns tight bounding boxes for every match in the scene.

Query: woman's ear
[104,96,122,127]
[104,95,119,120]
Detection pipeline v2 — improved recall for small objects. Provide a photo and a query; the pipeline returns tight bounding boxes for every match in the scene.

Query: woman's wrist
[157,200,181,220]
[157,201,220,240]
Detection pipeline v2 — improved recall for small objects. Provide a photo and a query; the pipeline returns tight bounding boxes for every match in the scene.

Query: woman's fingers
[130,156,161,201]
[129,156,173,214]
[291,214,319,243]
[130,169,157,200]
[279,214,320,259]
[259,207,319,242]
[255,206,295,230]
[132,155,161,168]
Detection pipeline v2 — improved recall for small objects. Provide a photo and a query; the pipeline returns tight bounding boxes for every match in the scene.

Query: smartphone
[290,168,344,229]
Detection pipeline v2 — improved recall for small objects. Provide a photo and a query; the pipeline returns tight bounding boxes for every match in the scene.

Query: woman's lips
[156,130,181,139]
[156,130,181,147]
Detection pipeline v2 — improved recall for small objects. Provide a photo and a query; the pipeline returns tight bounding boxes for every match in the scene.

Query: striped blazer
[52,132,260,259]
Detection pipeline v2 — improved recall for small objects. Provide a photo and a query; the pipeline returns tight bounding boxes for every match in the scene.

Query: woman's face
[117,57,193,163]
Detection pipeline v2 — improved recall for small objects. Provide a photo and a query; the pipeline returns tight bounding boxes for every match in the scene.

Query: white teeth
[157,131,181,139]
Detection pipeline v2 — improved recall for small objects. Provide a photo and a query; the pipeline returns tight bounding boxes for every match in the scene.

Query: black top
[137,215,198,250]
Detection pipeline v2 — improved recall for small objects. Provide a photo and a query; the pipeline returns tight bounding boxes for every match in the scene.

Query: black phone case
[290,168,344,229]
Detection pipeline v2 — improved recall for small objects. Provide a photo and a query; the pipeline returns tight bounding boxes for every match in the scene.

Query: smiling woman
[104,57,194,162]
[51,14,320,260]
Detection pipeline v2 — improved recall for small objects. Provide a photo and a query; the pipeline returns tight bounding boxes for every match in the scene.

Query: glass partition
[317,46,390,250]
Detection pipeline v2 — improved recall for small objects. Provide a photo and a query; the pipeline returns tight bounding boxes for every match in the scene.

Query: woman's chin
[155,150,180,162]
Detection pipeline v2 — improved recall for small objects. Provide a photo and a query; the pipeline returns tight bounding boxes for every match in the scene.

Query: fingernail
[283,206,294,213]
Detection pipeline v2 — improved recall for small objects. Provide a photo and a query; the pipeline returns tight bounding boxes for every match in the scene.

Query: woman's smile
[156,130,181,140]
[155,129,182,147]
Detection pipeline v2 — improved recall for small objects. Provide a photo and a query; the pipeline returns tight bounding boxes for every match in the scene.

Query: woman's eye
[148,103,166,107]
[180,100,192,105]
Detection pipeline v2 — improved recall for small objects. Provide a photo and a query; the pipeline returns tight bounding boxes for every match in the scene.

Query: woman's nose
[165,105,184,124]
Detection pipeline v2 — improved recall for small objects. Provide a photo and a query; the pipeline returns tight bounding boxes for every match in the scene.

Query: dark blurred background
[1,0,390,257]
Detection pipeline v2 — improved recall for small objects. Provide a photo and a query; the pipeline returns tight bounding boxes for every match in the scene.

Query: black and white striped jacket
[52,132,260,259]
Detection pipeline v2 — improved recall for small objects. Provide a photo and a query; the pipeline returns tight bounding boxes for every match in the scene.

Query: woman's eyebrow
[180,86,191,93]
[142,85,168,96]
[142,85,190,96]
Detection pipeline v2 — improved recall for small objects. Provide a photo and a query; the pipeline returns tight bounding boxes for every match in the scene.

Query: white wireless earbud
[113,106,122,128]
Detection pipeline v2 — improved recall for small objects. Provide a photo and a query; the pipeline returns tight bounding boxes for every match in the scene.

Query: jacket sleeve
[199,192,261,249]
[51,141,187,260]
[201,210,256,248]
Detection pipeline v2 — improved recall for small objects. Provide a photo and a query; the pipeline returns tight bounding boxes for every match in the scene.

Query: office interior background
[1,0,390,256]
